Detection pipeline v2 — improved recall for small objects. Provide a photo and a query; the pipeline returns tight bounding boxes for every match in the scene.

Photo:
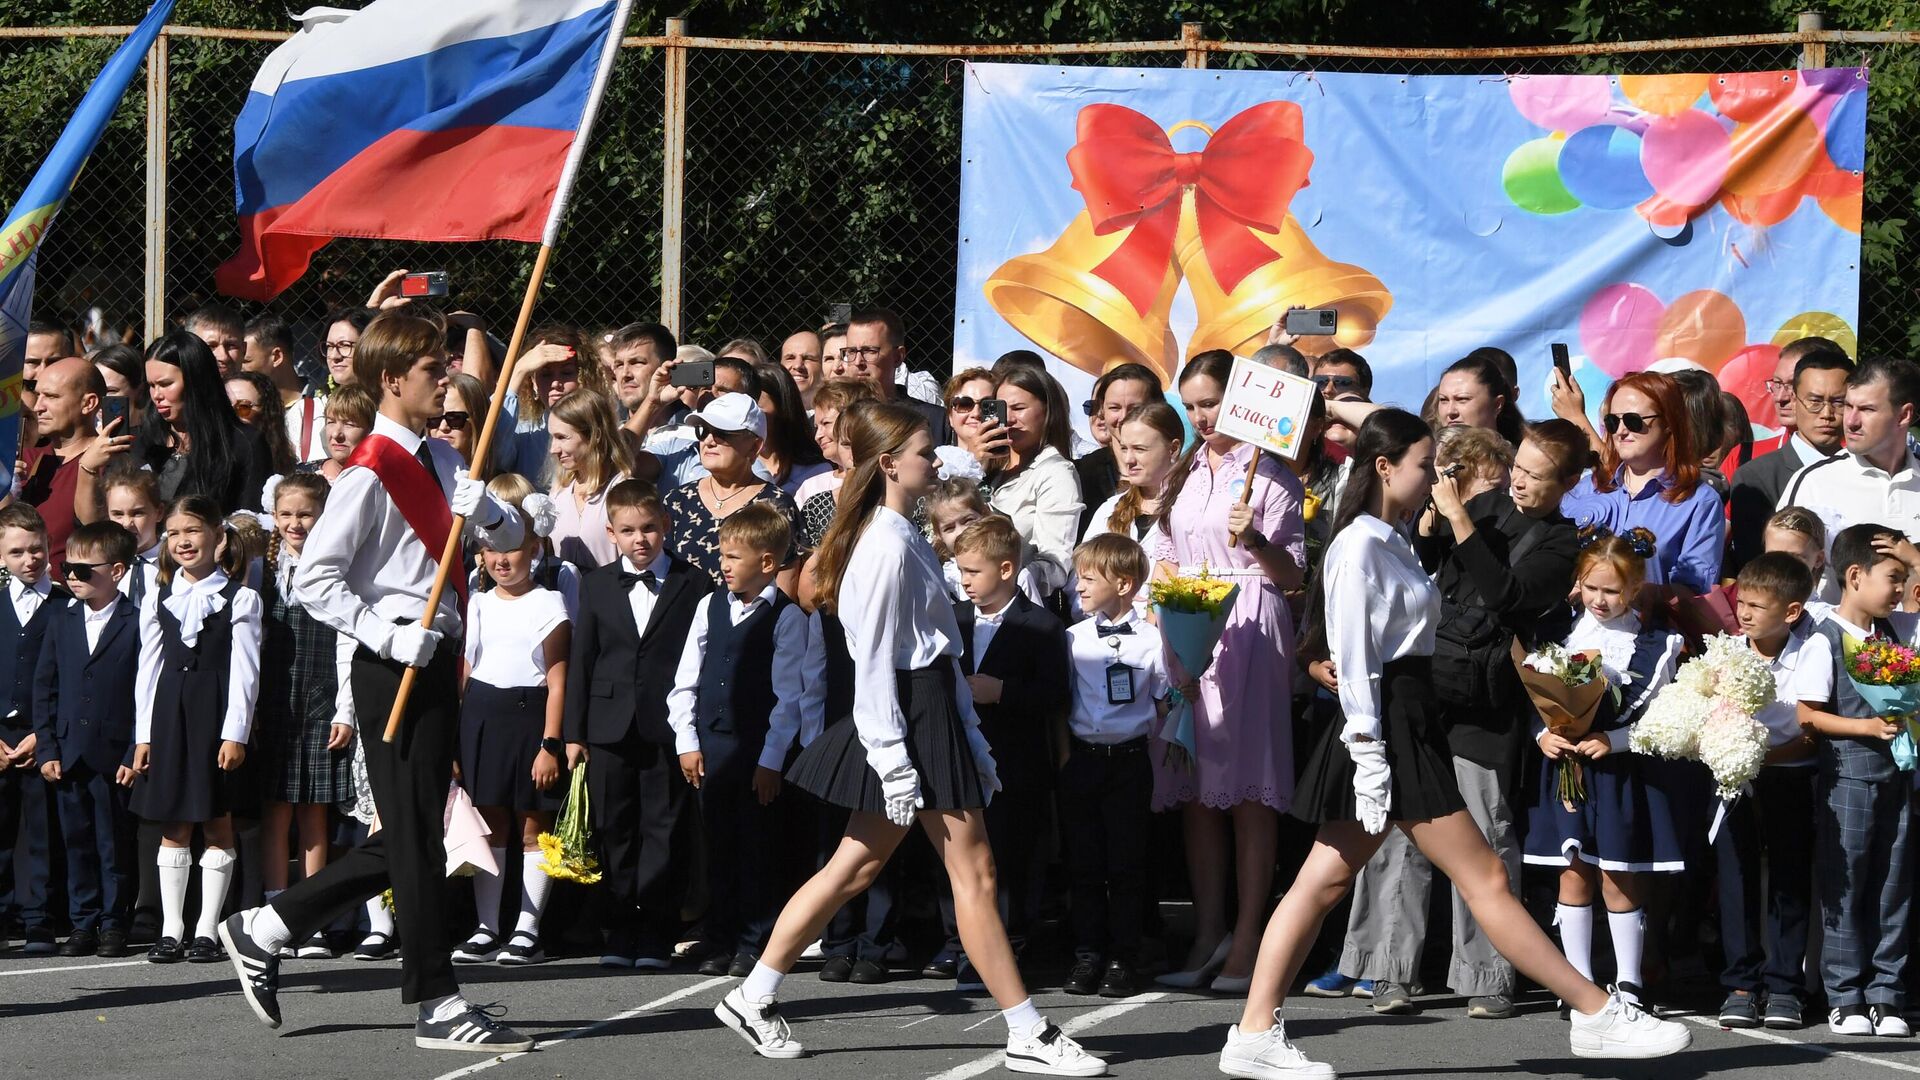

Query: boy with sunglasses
[32,521,140,957]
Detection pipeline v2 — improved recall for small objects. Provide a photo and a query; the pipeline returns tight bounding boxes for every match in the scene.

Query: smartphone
[400,271,450,298]
[670,360,715,389]
[1551,342,1572,381]
[101,394,130,432]
[828,302,852,326]
[979,397,1007,427]
[1285,307,1339,336]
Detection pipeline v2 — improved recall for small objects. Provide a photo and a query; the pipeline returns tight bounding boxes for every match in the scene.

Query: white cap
[690,392,767,440]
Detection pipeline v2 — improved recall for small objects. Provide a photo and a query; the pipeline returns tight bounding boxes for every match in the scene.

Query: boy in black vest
[34,520,139,957]
[668,502,807,978]
[0,503,63,954]
[564,479,712,969]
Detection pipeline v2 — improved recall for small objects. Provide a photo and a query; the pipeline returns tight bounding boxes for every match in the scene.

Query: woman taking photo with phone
[984,363,1082,599]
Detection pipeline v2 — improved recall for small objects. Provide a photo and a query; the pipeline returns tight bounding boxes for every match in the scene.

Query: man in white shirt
[219,312,533,1054]
[244,313,325,463]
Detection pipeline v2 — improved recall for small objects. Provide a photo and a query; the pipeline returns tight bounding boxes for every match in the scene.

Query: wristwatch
[540,737,565,757]
[1242,528,1269,551]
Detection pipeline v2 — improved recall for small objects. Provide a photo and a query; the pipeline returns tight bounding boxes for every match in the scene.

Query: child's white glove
[880,763,924,827]
[1348,740,1391,835]
[965,725,1001,805]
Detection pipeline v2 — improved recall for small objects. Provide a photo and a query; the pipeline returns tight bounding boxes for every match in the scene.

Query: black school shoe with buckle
[218,911,282,1030]
[415,1002,535,1053]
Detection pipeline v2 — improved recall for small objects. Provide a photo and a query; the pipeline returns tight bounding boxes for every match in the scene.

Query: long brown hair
[1590,371,1701,503]
[265,471,330,584]
[1108,400,1186,537]
[547,387,631,497]
[1157,350,1235,526]
[811,402,928,612]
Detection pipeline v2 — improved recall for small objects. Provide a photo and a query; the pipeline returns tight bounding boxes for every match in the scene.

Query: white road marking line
[429,975,733,1080]
[923,991,1169,1080]
[0,959,147,977]
[900,1012,941,1029]
[1682,1014,1920,1074]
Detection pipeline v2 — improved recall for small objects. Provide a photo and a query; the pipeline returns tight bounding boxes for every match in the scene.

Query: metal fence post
[660,17,688,337]
[1799,11,1827,69]
[143,29,168,342]
[1182,22,1206,69]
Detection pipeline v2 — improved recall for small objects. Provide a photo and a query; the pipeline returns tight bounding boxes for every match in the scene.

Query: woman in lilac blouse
[1149,351,1308,991]
[1559,371,1724,594]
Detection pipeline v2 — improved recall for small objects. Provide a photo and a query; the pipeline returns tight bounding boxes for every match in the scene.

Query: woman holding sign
[1150,350,1308,992]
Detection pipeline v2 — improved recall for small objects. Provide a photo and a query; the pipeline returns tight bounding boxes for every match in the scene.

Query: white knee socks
[1555,902,1594,982]
[515,850,551,937]
[157,847,193,941]
[1608,908,1646,997]
[471,847,508,938]
[196,848,237,941]
[366,895,395,937]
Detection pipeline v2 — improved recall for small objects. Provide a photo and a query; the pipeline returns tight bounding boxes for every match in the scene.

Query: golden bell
[982,209,1182,384]
[1177,189,1393,360]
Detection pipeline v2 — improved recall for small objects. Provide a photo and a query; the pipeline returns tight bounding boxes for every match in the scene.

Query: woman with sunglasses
[428,372,483,468]
[945,368,1006,466]
[1560,371,1724,596]
[227,372,296,476]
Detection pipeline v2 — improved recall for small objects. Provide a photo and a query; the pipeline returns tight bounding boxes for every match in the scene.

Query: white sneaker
[799,938,826,961]
[1006,1023,1105,1076]
[1218,1014,1335,1080]
[1829,1006,1874,1036]
[1570,989,1691,1059]
[714,987,804,1059]
[1872,1005,1913,1037]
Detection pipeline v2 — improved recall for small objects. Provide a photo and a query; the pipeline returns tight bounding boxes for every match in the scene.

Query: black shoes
[1098,959,1138,998]
[728,952,758,979]
[1065,955,1103,996]
[59,930,97,957]
[96,928,129,958]
[218,912,283,1030]
[186,936,224,963]
[819,955,854,982]
[21,927,56,955]
[699,951,735,977]
[147,936,183,964]
[849,958,888,984]
[923,951,960,979]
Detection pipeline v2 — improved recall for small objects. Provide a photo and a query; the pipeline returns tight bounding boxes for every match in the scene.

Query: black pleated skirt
[459,681,563,813]
[130,703,257,824]
[786,665,986,814]
[1292,655,1466,825]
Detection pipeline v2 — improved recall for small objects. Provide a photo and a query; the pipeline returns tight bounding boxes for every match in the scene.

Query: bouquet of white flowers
[1632,633,1774,800]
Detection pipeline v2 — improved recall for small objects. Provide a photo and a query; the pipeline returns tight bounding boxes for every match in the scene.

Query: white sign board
[1213,356,1319,461]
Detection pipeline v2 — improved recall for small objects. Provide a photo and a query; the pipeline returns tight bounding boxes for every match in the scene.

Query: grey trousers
[1338,757,1520,996]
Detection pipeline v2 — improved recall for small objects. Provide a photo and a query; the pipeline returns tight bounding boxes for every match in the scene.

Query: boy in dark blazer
[564,480,713,969]
[930,517,1068,984]
[34,521,140,957]
[0,504,65,955]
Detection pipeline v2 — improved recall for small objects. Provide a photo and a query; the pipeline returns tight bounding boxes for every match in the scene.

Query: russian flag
[217,0,629,302]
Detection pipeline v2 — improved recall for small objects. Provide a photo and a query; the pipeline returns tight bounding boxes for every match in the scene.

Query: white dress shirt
[292,413,523,654]
[971,600,1010,666]
[1738,623,1831,765]
[81,594,120,653]
[664,584,811,770]
[1779,445,1920,602]
[1066,608,1169,743]
[1323,514,1439,743]
[285,393,329,463]
[134,569,263,746]
[463,587,570,688]
[622,552,672,636]
[988,445,1084,593]
[10,574,51,625]
[841,506,980,778]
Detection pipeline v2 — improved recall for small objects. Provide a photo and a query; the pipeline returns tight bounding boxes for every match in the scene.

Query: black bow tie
[619,569,658,590]
[1096,622,1132,636]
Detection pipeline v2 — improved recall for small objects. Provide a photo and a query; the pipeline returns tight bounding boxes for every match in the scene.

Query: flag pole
[383,0,634,743]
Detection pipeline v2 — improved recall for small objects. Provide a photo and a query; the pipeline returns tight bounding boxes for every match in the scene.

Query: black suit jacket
[0,582,67,736]
[1074,448,1119,539]
[954,593,1069,788]
[564,554,714,746]
[1729,441,1832,574]
[32,596,139,775]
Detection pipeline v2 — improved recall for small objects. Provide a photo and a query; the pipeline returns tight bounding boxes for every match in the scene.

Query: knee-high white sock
[1555,903,1594,982]
[515,850,552,937]
[365,895,395,937]
[471,847,508,937]
[195,848,237,941]
[157,847,193,941]
[1608,907,1646,997]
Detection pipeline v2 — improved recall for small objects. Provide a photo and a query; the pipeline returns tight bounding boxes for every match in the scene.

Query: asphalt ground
[9,941,1920,1080]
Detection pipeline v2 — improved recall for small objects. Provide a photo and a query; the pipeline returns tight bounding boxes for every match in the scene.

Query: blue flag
[0,1,175,491]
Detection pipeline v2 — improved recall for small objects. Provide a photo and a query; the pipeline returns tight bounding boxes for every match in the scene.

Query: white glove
[1348,739,1392,835]
[521,492,558,538]
[382,623,443,668]
[450,468,500,526]
[965,725,1001,805]
[880,763,924,827]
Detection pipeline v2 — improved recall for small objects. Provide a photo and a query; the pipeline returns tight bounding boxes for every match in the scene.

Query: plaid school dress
[256,556,355,805]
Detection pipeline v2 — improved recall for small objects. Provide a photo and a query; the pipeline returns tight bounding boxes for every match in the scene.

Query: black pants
[0,726,54,931]
[270,645,459,1004]
[817,802,897,963]
[588,730,691,953]
[697,729,775,956]
[1059,741,1152,960]
[1716,764,1815,998]
[938,777,1049,953]
[52,764,135,934]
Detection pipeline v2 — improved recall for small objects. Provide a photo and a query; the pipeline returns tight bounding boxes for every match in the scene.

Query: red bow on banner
[1066,101,1314,315]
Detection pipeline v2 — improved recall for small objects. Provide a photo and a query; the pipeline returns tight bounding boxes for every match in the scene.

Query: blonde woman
[545,389,632,570]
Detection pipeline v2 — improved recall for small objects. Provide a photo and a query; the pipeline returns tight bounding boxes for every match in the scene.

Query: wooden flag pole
[1227,447,1263,548]
[381,242,552,743]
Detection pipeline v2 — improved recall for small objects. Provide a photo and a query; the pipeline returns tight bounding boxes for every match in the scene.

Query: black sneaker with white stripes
[414,1002,535,1053]
[217,910,282,1030]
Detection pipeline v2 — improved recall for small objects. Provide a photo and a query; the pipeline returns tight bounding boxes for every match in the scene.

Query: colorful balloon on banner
[1772,311,1858,358]
[1708,71,1800,122]
[1718,343,1784,430]
[1502,137,1580,214]
[1508,75,1613,132]
[1580,283,1665,377]
[1621,74,1711,116]
[1654,289,1746,372]
[1725,110,1823,197]
[1641,110,1731,205]
[1559,124,1654,209]
[1827,89,1867,173]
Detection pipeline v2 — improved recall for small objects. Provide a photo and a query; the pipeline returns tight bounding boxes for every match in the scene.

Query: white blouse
[463,587,570,689]
[1322,514,1439,743]
[840,506,979,777]
[1561,609,1683,751]
[988,444,1084,593]
[134,570,264,746]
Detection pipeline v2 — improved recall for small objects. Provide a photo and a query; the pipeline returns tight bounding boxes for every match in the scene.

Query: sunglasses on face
[949,396,984,414]
[430,411,471,430]
[20,379,35,393]
[1602,411,1659,435]
[62,560,105,582]
[1311,375,1356,393]
[231,400,259,420]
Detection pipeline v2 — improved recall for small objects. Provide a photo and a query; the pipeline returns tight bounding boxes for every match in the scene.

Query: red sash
[347,433,466,605]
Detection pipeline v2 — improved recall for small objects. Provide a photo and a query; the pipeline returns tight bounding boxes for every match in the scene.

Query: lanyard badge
[1105,634,1136,705]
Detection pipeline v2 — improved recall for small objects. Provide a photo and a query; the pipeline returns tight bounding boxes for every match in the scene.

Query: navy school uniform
[1522,613,1687,873]
[459,586,571,814]
[32,594,139,934]
[0,578,65,934]
[129,573,264,824]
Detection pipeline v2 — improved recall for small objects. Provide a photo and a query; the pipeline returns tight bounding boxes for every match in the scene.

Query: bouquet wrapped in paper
[1842,634,1920,770]
[538,765,603,884]
[442,782,498,879]
[1149,570,1241,767]
[1512,640,1610,809]
[1633,634,1774,799]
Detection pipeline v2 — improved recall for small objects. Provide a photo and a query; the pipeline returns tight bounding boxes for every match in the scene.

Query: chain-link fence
[2,21,1915,378]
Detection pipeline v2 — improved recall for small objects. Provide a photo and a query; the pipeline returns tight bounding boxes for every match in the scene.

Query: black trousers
[1715,764,1815,998]
[697,729,775,955]
[0,725,54,931]
[588,730,691,952]
[270,644,460,1004]
[817,802,897,963]
[1059,741,1152,960]
[52,764,135,934]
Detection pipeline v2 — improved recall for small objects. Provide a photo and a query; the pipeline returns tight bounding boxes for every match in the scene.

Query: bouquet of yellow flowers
[538,766,603,884]
[1150,569,1242,767]
[1149,571,1239,617]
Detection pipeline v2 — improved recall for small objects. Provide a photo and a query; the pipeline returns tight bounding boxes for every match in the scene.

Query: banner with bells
[956,64,1865,437]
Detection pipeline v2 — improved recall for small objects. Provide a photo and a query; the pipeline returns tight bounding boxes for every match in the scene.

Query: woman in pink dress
[1150,350,1308,992]
[545,388,631,570]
